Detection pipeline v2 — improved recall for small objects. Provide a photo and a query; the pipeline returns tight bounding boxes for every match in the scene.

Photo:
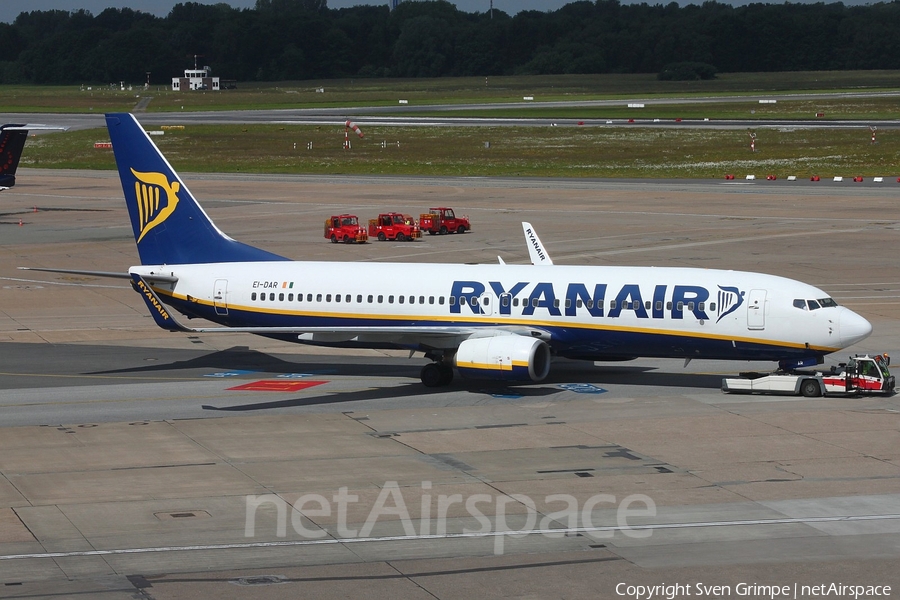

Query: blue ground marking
[276,373,314,379]
[558,383,607,394]
[203,370,258,378]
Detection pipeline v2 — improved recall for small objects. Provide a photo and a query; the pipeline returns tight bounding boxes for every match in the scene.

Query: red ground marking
[227,380,327,392]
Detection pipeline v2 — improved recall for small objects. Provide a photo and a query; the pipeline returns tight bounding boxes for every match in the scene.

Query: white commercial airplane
[24,113,873,387]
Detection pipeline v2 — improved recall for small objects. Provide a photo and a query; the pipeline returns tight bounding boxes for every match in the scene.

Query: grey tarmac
[0,169,898,599]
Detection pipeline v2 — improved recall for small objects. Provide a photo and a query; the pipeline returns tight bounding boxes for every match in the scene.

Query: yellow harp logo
[131,168,180,242]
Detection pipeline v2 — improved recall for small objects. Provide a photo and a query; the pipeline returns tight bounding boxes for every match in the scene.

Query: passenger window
[367,295,373,303]
[357,295,362,303]
[793,299,806,310]
[419,296,425,304]
[316,294,322,302]
[429,296,435,304]
[698,302,704,311]
[346,295,351,303]
[687,302,694,311]
[565,299,571,308]
[269,293,275,301]
[502,295,510,307]
[709,302,716,311]
[307,294,313,302]
[513,298,519,307]
[449,296,455,306]
[288,293,293,301]
[553,299,560,308]
[588,300,595,309]
[655,301,663,311]
[377,295,383,303]
[483,297,490,306]
[335,294,340,303]
[279,293,284,301]
[532,298,539,307]
[609,300,616,309]
[677,302,684,311]
[439,297,444,305]
[645,301,652,310]
[389,296,394,304]
[251,292,257,301]
[666,301,672,310]
[326,294,332,302]
[399,296,404,304]
[576,299,583,308]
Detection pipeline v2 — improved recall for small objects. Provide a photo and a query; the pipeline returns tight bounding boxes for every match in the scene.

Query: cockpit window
[793,299,806,310]
[819,297,838,308]
[807,300,821,310]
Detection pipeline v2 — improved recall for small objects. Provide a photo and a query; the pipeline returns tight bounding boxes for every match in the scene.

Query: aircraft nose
[839,308,873,347]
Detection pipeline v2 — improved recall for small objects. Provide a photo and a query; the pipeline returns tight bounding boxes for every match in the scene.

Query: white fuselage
[134,260,871,362]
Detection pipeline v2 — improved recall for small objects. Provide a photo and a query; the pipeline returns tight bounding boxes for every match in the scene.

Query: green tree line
[1,0,899,84]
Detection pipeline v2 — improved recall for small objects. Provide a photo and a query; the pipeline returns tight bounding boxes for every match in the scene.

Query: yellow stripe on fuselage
[155,287,840,354]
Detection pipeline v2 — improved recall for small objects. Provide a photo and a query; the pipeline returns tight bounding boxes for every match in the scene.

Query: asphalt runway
[1,169,899,599]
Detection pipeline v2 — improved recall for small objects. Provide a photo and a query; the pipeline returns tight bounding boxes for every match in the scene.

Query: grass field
[20,122,900,179]
[4,71,900,114]
[6,71,900,178]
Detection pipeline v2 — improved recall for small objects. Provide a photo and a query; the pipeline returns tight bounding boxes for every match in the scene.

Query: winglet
[522,222,554,265]
[130,274,189,332]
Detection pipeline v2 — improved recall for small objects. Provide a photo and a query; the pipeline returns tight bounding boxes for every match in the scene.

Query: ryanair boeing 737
[24,113,873,387]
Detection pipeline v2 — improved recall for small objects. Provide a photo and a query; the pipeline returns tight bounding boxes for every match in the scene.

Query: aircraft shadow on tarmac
[87,345,724,411]
[89,345,422,379]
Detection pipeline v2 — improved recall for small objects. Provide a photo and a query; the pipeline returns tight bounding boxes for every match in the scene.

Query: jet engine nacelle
[455,335,551,382]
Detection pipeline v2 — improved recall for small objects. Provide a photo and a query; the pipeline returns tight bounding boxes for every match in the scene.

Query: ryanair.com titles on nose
[244,481,655,554]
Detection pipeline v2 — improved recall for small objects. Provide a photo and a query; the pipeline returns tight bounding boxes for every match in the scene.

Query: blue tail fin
[0,124,28,188]
[105,113,287,265]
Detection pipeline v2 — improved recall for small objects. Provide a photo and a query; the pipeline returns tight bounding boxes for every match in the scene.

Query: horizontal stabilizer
[19,266,178,285]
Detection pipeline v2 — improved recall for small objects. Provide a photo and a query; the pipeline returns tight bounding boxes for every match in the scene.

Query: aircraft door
[214,279,229,316]
[747,289,766,329]
[479,292,495,316]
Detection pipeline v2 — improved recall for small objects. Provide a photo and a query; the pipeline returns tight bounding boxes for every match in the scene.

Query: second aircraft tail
[0,124,28,189]
[105,113,287,265]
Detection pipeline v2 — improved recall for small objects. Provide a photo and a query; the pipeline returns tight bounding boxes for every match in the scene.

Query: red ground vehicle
[368,213,421,241]
[419,207,470,235]
[324,214,368,243]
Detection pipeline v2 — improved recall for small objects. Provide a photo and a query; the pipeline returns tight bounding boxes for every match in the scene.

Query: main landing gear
[420,362,454,387]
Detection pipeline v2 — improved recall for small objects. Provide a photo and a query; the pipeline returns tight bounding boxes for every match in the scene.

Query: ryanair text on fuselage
[449,280,744,322]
